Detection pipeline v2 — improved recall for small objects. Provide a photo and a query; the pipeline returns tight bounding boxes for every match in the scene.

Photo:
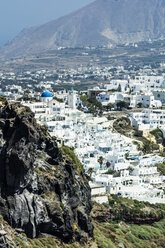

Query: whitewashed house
[129,109,165,130]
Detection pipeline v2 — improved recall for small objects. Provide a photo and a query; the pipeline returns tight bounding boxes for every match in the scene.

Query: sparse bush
[60,146,85,173]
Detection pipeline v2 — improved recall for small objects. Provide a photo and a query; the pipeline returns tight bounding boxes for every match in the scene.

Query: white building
[105,80,128,92]
[135,94,162,108]
[153,90,165,105]
[23,91,66,123]
[90,182,108,204]
[129,75,165,92]
[67,88,77,109]
[129,109,165,130]
[67,88,82,109]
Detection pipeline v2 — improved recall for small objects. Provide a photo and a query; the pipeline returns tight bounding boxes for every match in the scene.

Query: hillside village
[2,0,165,246]
[1,66,165,206]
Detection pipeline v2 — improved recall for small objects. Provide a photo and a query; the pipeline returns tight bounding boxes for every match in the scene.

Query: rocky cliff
[0,101,93,242]
[2,0,165,57]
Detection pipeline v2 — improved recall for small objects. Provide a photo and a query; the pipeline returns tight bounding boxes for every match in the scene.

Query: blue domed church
[40,91,53,102]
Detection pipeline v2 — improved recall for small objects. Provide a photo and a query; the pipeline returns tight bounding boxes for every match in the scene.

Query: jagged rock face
[0,102,93,241]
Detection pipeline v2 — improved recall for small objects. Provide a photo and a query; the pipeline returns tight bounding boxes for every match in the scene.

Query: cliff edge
[0,101,93,242]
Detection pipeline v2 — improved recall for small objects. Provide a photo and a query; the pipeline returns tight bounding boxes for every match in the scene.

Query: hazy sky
[0,0,95,46]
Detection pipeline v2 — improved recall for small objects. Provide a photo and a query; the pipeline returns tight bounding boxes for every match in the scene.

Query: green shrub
[150,129,163,139]
[16,237,29,248]
[131,225,153,240]
[105,169,115,175]
[0,96,6,103]
[60,202,64,209]
[154,162,165,175]
[94,227,116,248]
[60,146,85,173]
[38,153,44,159]
[126,233,147,248]
[0,215,3,222]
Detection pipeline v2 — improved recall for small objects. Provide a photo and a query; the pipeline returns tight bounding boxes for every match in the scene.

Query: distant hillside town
[1,63,165,206]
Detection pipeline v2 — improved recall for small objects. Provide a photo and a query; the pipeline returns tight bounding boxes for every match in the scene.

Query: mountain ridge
[1,0,165,57]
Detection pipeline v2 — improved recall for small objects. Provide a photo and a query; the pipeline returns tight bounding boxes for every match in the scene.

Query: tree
[117,84,122,92]
[24,89,30,94]
[87,168,94,178]
[105,169,115,175]
[77,106,83,111]
[98,156,104,169]
[128,166,134,175]
[125,153,129,159]
[106,161,111,168]
[106,103,114,111]
[137,102,143,108]
[80,94,88,102]
[117,101,129,110]
[81,95,103,116]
